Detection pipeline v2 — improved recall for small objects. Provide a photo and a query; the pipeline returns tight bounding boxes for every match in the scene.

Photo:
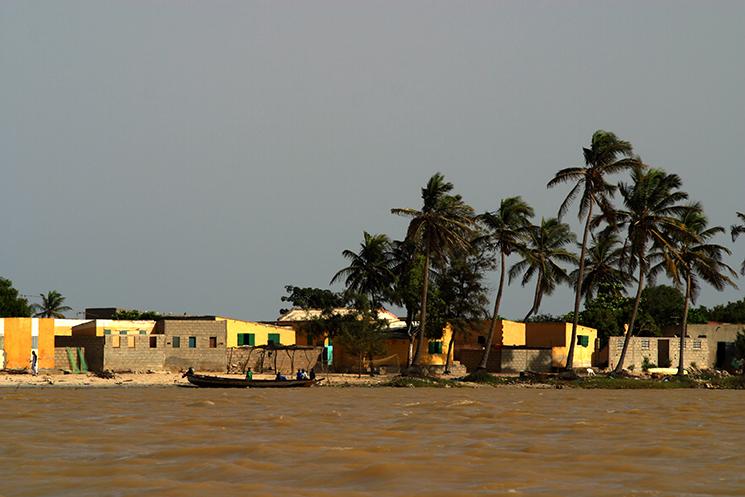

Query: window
[307,333,314,346]
[172,336,181,348]
[428,341,443,354]
[104,329,112,336]
[119,330,127,335]
[577,335,589,347]
[139,330,147,335]
[209,336,217,348]
[641,339,650,350]
[112,336,121,348]
[268,333,280,346]
[188,336,197,348]
[238,333,255,347]
[693,340,702,350]
[149,336,157,348]
[127,336,136,348]
[477,335,486,345]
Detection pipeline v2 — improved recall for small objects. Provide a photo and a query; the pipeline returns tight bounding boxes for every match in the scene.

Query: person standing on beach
[30,351,38,376]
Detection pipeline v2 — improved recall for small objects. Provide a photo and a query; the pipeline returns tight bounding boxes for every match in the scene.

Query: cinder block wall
[227,346,323,374]
[159,320,228,372]
[101,335,166,372]
[608,337,710,371]
[55,336,105,371]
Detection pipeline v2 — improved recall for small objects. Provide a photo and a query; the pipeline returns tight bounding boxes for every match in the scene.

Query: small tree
[333,299,388,377]
[0,278,32,317]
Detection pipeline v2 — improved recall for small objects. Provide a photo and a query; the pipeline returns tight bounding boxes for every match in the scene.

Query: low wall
[457,347,552,373]
[226,347,323,374]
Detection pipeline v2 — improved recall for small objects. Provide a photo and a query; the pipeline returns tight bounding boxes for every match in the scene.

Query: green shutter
[268,333,280,346]
[577,335,589,347]
[237,334,245,346]
[248,334,255,346]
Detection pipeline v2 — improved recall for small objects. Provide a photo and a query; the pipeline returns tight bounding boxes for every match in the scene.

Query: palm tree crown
[571,231,630,301]
[509,218,577,321]
[32,290,72,318]
[732,211,745,275]
[330,232,395,308]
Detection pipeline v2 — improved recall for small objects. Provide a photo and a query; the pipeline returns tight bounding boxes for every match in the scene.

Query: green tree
[548,130,640,369]
[638,285,685,331]
[432,243,492,373]
[331,297,388,377]
[476,196,534,371]
[732,211,745,275]
[330,232,395,309]
[707,298,745,323]
[0,278,32,317]
[31,290,72,318]
[612,166,689,373]
[388,240,424,366]
[279,286,346,315]
[391,173,476,368]
[652,204,737,375]
[111,309,162,320]
[509,218,577,321]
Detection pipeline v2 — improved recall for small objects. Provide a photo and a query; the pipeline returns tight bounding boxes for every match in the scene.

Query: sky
[2,1,744,320]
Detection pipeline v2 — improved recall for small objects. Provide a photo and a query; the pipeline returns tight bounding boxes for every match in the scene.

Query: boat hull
[185,373,318,388]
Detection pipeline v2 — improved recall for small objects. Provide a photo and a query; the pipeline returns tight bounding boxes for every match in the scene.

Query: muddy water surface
[0,387,743,497]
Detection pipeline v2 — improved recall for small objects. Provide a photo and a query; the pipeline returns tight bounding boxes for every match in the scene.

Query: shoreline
[2,370,743,389]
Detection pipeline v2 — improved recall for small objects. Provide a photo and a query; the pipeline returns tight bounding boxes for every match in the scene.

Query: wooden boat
[183,370,320,388]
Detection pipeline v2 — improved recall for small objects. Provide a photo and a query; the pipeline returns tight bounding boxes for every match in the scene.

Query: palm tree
[476,196,534,370]
[392,173,476,368]
[32,290,72,318]
[509,218,577,321]
[547,130,640,369]
[651,204,737,375]
[732,211,745,275]
[330,232,395,309]
[570,231,631,301]
[612,166,689,373]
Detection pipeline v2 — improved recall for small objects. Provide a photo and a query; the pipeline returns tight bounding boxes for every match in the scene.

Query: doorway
[657,339,670,367]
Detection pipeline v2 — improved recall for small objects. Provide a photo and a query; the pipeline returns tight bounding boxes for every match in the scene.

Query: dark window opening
[188,336,197,348]
[172,336,181,348]
[149,336,157,348]
[209,336,217,348]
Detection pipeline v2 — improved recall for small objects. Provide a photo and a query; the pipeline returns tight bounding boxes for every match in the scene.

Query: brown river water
[0,387,743,497]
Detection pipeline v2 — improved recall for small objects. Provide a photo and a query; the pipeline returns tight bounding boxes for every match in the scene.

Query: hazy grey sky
[2,1,744,320]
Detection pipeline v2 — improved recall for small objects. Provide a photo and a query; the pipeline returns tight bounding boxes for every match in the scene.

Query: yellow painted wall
[419,323,455,366]
[53,319,91,336]
[71,320,156,337]
[218,318,295,348]
[4,318,32,369]
[2,318,56,370]
[500,320,527,346]
[38,319,55,369]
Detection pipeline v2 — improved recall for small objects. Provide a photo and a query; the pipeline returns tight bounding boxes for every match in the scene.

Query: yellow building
[524,322,598,368]
[0,318,56,370]
[53,319,91,336]
[216,317,295,348]
[71,319,157,337]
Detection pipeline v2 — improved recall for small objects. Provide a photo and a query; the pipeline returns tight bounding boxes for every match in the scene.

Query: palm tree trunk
[677,273,691,376]
[444,331,456,374]
[405,308,414,368]
[524,271,543,322]
[477,251,507,371]
[566,202,593,370]
[614,258,645,373]
[412,246,431,368]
